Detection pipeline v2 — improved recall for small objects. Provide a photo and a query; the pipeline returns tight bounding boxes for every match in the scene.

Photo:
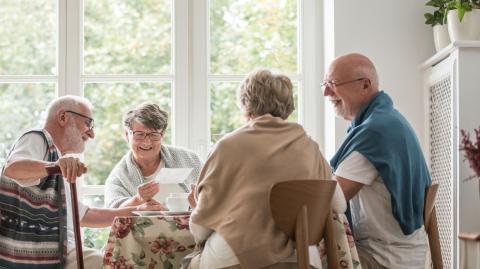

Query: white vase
[447,9,480,42]
[433,24,450,52]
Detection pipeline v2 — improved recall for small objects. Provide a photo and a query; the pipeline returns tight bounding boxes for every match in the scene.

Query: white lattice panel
[429,76,453,269]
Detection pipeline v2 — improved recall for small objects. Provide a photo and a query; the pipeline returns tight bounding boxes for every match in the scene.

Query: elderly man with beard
[0,96,162,269]
[323,53,431,269]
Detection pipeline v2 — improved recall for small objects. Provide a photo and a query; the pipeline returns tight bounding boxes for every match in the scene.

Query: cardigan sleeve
[104,172,133,208]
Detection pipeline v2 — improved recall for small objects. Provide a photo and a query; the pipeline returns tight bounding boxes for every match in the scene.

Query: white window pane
[84,0,172,75]
[0,83,55,164]
[209,0,298,75]
[209,81,298,144]
[84,82,172,185]
[0,0,57,75]
[82,195,109,250]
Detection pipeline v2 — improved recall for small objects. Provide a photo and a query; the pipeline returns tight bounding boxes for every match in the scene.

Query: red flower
[340,259,349,268]
[103,238,116,265]
[460,127,480,179]
[148,259,158,269]
[103,251,113,265]
[111,217,135,239]
[343,222,355,248]
[149,237,186,255]
[110,256,134,269]
[173,215,190,230]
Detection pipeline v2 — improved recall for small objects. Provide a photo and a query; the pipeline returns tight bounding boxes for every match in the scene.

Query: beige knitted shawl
[191,114,332,268]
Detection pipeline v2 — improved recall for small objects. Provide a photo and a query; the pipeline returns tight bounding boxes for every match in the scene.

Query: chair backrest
[424,183,443,269]
[270,179,339,269]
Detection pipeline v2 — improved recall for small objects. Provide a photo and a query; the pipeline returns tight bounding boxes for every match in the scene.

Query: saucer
[132,210,164,216]
[160,210,191,216]
[132,210,191,216]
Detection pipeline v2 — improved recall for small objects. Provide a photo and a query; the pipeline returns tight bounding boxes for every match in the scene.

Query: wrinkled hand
[55,156,87,183]
[135,199,166,211]
[188,184,197,209]
[136,181,160,202]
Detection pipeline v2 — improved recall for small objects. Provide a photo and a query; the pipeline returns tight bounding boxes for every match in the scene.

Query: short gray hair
[46,95,93,122]
[123,103,168,132]
[237,69,294,120]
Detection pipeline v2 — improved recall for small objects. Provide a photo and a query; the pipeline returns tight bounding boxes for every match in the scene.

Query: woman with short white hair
[188,69,346,269]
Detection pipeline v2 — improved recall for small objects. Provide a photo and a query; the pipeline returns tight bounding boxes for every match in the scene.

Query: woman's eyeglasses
[128,130,163,141]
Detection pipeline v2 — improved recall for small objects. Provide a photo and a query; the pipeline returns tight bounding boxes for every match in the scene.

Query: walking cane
[46,164,85,269]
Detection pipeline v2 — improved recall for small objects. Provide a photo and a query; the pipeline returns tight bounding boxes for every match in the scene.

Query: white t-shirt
[335,151,428,269]
[3,131,88,253]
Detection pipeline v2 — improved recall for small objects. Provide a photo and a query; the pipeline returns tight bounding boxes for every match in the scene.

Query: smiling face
[323,54,379,121]
[323,66,366,121]
[126,120,163,164]
[62,103,95,153]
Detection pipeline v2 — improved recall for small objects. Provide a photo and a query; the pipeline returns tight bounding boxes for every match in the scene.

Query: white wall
[322,0,435,158]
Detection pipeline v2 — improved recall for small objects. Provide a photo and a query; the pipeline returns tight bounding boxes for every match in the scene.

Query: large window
[0,0,323,249]
[0,0,57,164]
[208,0,299,144]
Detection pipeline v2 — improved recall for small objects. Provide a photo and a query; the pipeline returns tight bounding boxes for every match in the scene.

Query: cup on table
[166,193,189,212]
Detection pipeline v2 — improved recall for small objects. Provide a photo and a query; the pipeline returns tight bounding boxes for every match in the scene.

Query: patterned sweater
[0,130,67,269]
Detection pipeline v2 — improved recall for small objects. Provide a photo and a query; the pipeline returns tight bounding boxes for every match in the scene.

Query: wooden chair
[424,183,443,269]
[270,180,339,269]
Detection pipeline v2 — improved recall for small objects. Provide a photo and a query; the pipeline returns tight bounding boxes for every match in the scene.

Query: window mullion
[174,0,189,148]
[190,0,209,158]
[58,0,66,96]
[301,0,324,149]
[65,0,82,97]
[64,0,85,197]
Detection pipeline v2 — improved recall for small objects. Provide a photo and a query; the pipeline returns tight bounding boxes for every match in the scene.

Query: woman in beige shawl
[188,69,346,269]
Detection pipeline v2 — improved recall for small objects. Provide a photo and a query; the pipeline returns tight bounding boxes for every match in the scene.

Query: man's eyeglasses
[66,110,94,131]
[321,77,365,90]
[129,130,163,141]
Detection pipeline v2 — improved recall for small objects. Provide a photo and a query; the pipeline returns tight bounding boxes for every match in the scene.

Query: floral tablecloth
[102,215,195,269]
[102,213,361,269]
[318,213,362,269]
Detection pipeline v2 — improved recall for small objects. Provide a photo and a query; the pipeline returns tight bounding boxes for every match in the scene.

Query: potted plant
[447,0,480,41]
[425,0,451,51]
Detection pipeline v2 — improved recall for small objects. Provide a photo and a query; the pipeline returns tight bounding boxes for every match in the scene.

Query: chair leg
[428,208,443,269]
[295,206,309,269]
[325,212,339,269]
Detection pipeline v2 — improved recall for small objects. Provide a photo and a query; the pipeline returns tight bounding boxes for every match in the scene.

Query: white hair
[46,95,93,122]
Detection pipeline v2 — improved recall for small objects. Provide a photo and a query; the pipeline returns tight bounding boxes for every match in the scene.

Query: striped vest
[0,130,67,269]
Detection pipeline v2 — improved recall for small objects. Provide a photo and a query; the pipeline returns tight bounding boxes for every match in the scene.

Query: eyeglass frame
[321,77,366,91]
[128,129,164,141]
[65,110,94,131]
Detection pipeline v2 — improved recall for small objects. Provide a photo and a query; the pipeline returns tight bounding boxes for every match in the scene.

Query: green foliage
[210,0,298,74]
[424,0,480,25]
[450,0,474,22]
[424,0,451,26]
[83,227,111,250]
[0,0,56,75]
[84,0,172,74]
[443,0,480,22]
[0,84,54,165]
